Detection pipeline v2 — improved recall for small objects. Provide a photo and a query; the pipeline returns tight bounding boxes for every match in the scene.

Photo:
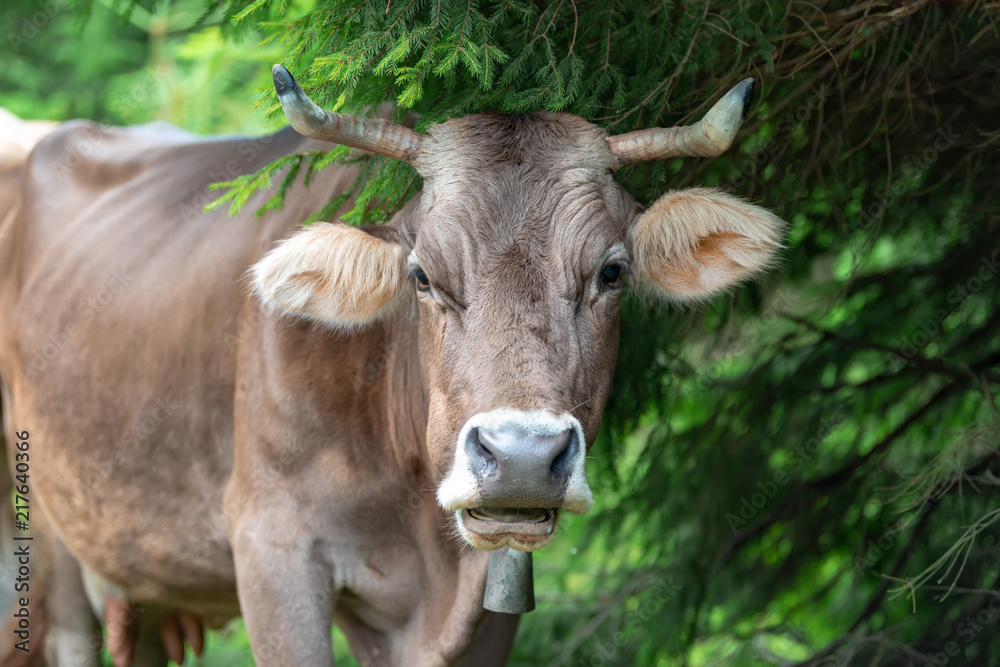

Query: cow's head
[253,66,784,551]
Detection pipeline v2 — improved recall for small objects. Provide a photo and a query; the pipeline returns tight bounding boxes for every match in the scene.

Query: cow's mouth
[458,507,559,550]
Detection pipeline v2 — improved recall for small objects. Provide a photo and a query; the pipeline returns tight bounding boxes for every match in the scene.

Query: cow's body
[0,121,515,665]
[0,70,784,666]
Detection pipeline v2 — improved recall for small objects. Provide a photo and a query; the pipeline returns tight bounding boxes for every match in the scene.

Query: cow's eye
[413,268,430,292]
[600,263,624,287]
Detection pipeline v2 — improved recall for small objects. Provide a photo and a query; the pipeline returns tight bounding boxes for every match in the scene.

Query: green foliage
[3,0,148,121]
[3,0,283,135]
[207,0,788,223]
[6,0,999,665]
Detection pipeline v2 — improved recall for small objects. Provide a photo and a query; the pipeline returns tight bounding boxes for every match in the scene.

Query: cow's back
[0,108,57,220]
[0,120,358,607]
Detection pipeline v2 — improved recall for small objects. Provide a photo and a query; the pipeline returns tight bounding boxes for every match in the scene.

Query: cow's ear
[629,188,785,301]
[251,222,408,329]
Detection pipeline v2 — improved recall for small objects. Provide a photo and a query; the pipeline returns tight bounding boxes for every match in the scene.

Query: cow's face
[252,68,785,551]
[404,115,631,550]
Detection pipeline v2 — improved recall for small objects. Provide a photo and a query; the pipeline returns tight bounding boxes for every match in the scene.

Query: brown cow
[0,67,783,665]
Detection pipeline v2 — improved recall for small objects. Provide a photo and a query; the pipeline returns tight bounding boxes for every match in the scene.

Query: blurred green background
[3,0,999,665]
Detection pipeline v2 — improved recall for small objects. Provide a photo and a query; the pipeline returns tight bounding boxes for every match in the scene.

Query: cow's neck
[357,304,429,474]
[249,299,430,481]
[229,297,503,661]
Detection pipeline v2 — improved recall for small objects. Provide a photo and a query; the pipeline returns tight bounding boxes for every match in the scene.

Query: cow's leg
[44,536,101,667]
[231,514,335,666]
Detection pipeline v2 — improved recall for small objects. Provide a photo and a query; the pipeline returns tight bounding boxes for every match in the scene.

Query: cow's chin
[455,507,559,551]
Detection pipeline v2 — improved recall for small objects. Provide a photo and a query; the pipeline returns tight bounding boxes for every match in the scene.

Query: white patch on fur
[437,408,593,515]
[630,187,785,301]
[251,222,408,330]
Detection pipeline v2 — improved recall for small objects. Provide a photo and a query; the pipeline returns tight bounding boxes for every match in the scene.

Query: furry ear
[251,222,408,328]
[630,188,785,300]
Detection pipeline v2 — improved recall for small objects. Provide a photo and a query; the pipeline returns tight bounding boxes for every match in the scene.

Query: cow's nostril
[472,428,497,463]
[468,427,498,476]
[550,430,577,478]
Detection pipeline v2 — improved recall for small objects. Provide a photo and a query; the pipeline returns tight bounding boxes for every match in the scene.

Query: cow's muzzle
[438,409,593,551]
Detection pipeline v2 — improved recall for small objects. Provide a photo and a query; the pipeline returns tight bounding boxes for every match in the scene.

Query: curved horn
[608,77,756,167]
[272,64,424,165]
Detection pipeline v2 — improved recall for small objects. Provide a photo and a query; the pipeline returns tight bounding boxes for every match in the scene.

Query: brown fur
[0,109,783,665]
